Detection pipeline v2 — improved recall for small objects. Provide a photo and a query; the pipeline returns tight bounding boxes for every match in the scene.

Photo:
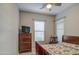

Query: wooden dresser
[19,32,32,53]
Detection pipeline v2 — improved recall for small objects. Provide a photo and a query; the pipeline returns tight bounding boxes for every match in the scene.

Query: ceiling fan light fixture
[46,4,52,9]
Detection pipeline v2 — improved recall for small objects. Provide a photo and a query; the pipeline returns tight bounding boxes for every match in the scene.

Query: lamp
[46,4,52,9]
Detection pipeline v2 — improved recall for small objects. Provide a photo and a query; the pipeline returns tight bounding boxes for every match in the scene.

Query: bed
[36,35,79,55]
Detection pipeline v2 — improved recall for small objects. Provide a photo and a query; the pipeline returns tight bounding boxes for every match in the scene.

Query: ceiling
[17,3,75,15]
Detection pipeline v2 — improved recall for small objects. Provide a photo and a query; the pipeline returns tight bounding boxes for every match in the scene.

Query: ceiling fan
[40,3,62,11]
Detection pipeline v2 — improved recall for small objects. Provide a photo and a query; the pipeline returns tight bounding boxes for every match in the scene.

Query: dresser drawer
[20,33,31,36]
[20,35,31,39]
[20,43,31,50]
[20,38,31,42]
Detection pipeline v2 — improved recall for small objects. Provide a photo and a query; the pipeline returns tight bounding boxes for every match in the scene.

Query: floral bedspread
[40,42,79,55]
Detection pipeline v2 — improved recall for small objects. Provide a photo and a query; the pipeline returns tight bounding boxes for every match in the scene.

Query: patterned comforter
[40,42,79,55]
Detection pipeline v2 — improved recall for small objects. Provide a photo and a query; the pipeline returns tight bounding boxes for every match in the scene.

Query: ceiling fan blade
[55,3,61,6]
[40,4,47,9]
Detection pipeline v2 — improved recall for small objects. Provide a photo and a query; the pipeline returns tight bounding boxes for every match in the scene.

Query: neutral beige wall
[56,4,79,36]
[0,4,19,54]
[20,11,55,53]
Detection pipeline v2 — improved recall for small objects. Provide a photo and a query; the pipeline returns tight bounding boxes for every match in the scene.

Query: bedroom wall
[56,4,79,36]
[20,11,55,53]
[0,4,19,54]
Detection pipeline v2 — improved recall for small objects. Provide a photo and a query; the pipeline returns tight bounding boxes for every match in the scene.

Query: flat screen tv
[22,26,30,33]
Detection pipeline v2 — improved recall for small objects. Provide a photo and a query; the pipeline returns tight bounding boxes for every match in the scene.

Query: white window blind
[34,21,45,41]
[56,18,64,43]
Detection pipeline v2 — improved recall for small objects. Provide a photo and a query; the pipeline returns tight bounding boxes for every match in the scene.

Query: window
[56,18,64,43]
[34,21,45,41]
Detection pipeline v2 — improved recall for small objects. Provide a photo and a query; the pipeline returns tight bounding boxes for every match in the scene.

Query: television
[22,26,30,33]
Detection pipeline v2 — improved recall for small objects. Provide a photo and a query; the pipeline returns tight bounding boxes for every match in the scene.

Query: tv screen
[22,26,30,33]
